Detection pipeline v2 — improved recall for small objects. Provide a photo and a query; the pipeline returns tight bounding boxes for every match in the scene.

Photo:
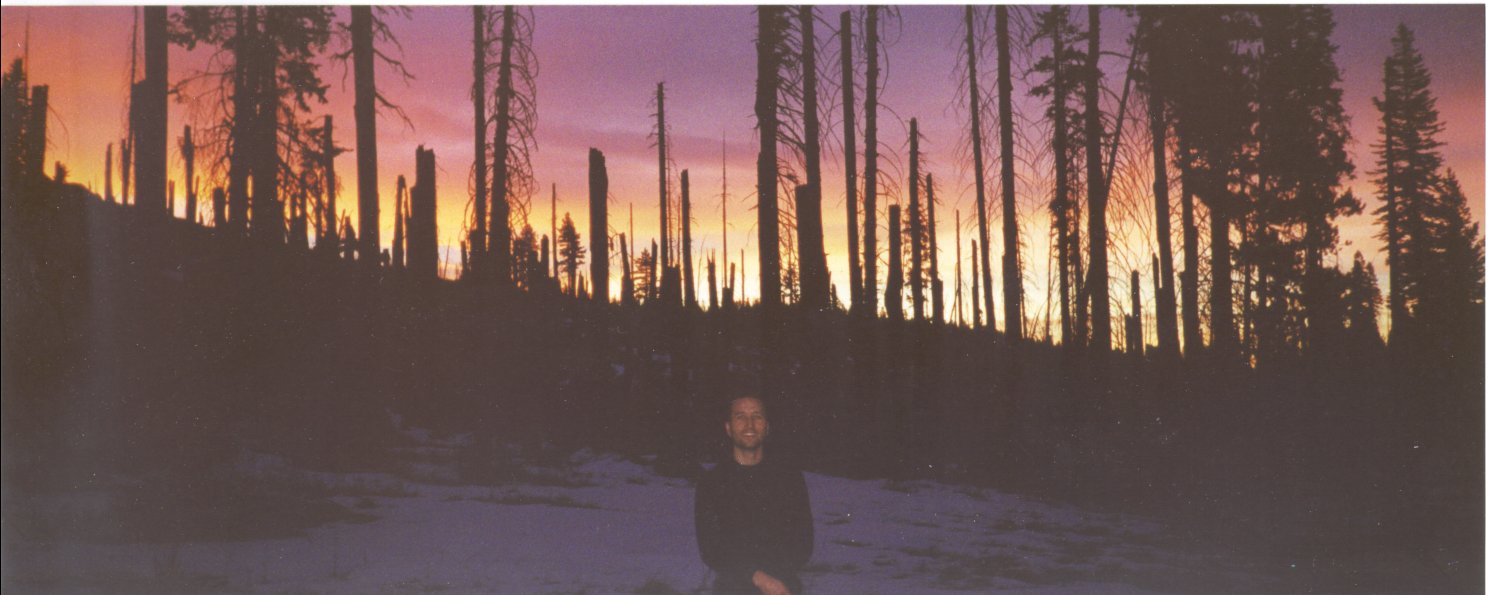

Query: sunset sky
[1,4,1482,338]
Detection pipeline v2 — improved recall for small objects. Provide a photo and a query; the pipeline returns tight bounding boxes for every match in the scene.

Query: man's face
[725,397,768,451]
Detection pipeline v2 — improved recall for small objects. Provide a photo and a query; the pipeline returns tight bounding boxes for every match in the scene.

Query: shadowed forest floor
[3,184,1484,592]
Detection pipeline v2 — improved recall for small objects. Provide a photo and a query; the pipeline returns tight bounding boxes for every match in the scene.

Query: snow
[6,428,1271,594]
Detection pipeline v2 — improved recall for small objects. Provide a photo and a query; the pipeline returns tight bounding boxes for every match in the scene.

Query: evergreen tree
[558,213,585,297]
[1372,23,1447,348]
[1253,6,1358,358]
[1343,251,1383,349]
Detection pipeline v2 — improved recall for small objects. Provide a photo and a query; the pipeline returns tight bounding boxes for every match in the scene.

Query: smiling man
[694,396,814,595]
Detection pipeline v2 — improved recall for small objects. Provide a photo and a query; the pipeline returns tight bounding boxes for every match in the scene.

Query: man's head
[725,396,769,457]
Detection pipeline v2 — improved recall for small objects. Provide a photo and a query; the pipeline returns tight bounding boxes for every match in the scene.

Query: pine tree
[559,213,585,297]
[1031,6,1086,347]
[1343,251,1383,348]
[1372,23,1449,349]
[1137,13,1180,358]
[1085,5,1112,354]
[962,6,994,331]
[1254,6,1358,357]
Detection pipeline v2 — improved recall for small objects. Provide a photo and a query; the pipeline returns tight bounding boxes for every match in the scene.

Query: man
[694,396,814,595]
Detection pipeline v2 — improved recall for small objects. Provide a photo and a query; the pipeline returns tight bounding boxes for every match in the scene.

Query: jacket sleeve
[768,469,814,575]
[695,473,758,585]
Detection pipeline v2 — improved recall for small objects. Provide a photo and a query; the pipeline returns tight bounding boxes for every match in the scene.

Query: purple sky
[1,4,1482,335]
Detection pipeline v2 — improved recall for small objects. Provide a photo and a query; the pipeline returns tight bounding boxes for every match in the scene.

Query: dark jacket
[694,455,814,594]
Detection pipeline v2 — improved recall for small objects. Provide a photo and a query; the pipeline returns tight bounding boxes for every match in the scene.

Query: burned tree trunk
[755,9,782,309]
[490,5,517,285]
[1127,269,1143,355]
[353,6,380,261]
[656,82,671,299]
[708,254,719,311]
[862,6,880,315]
[321,115,337,248]
[840,10,862,314]
[971,239,982,328]
[1179,146,1202,353]
[797,5,829,312]
[997,6,1022,339]
[886,204,904,321]
[682,169,696,309]
[212,188,226,229]
[410,147,438,279]
[908,119,924,322]
[927,173,943,325]
[1085,6,1111,354]
[471,7,488,274]
[105,144,114,203]
[621,234,634,306]
[965,6,995,333]
[1148,68,1179,358]
[134,7,167,215]
[226,8,250,234]
[393,175,406,269]
[589,148,609,305]
[183,125,196,224]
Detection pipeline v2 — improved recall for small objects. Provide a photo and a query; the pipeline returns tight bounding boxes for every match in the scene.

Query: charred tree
[471,6,488,274]
[134,7,167,215]
[965,6,994,331]
[182,125,196,224]
[655,82,671,297]
[590,148,610,305]
[997,6,1022,340]
[908,119,925,322]
[393,175,407,269]
[886,204,904,321]
[797,5,830,312]
[756,8,783,309]
[1143,32,1180,358]
[862,6,881,315]
[105,144,114,203]
[840,10,862,314]
[682,169,696,309]
[410,147,438,279]
[621,233,635,306]
[1085,6,1111,354]
[352,6,379,259]
[927,173,943,325]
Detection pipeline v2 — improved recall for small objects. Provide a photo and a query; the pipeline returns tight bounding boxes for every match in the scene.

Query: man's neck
[732,447,764,466]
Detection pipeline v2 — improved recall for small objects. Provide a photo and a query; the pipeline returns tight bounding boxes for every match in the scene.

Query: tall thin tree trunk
[135,6,167,215]
[1051,10,1074,347]
[965,6,994,332]
[756,8,782,309]
[183,125,196,224]
[393,175,406,269]
[322,115,336,247]
[928,173,942,324]
[1086,6,1111,354]
[472,6,488,274]
[251,8,280,243]
[886,204,904,321]
[955,210,963,326]
[862,6,880,315]
[411,147,437,279]
[841,10,862,314]
[997,6,1022,340]
[353,6,379,260]
[1209,195,1236,357]
[1179,142,1202,353]
[909,119,924,322]
[1148,70,1179,358]
[104,143,114,202]
[656,82,671,295]
[797,5,829,311]
[590,148,610,305]
[971,239,983,328]
[682,169,696,308]
[490,6,516,284]
[621,234,634,305]
[708,254,718,311]
[226,7,249,234]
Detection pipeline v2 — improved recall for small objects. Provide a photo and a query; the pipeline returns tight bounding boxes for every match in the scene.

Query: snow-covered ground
[7,424,1274,594]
